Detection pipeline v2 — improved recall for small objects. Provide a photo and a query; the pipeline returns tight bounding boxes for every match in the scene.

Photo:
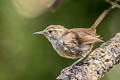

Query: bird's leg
[71,57,88,67]
[62,57,88,72]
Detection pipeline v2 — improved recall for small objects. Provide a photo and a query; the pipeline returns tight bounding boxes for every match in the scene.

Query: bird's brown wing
[63,32,79,48]
[77,31,103,44]
[63,29,103,47]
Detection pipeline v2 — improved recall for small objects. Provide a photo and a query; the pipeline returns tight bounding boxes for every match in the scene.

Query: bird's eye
[48,30,52,33]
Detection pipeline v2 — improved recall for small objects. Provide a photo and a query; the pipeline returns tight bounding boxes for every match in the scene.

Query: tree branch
[57,33,120,80]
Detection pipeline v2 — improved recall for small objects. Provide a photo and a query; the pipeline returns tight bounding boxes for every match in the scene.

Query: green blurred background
[0,0,120,80]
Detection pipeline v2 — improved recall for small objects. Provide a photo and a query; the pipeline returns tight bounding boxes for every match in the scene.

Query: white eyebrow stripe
[49,29,63,31]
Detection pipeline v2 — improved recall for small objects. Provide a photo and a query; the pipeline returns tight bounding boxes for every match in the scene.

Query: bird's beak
[33,31,44,35]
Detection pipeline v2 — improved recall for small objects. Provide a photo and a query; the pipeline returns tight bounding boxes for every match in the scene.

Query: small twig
[89,6,115,31]
[111,2,120,8]
[90,0,120,31]
[48,0,64,12]
[106,0,120,8]
[57,33,120,80]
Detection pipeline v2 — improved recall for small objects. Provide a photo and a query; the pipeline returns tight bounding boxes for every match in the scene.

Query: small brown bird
[34,6,115,66]
[34,25,102,59]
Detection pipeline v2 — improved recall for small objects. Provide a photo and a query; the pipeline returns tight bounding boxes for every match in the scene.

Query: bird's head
[33,25,68,40]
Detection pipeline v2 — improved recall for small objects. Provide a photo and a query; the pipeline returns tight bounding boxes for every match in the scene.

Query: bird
[33,5,116,67]
[34,25,103,59]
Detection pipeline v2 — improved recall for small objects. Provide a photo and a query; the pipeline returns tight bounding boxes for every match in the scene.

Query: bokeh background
[0,0,120,80]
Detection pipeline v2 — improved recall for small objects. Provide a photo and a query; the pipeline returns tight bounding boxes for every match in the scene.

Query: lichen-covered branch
[57,33,120,80]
